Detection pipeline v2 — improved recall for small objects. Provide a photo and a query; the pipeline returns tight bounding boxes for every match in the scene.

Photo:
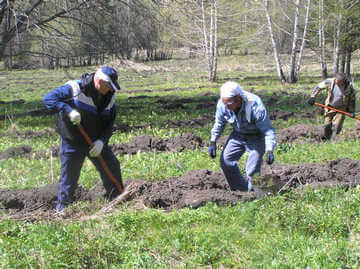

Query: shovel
[77,124,124,194]
[314,102,360,121]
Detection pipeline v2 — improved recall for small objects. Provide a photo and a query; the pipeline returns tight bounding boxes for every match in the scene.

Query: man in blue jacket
[208,81,276,192]
[43,66,124,211]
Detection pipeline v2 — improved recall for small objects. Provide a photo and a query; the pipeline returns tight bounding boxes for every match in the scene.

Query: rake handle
[77,124,123,194]
[314,102,360,121]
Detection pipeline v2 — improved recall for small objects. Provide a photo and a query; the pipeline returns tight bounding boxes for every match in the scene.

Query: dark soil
[1,108,314,141]
[1,158,359,221]
[0,133,204,160]
[276,124,325,144]
[261,158,360,192]
[1,123,359,161]
[112,133,203,155]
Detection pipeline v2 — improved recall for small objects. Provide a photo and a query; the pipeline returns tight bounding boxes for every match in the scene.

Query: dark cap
[95,66,121,91]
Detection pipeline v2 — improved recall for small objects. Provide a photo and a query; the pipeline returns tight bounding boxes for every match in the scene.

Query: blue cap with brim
[95,66,121,91]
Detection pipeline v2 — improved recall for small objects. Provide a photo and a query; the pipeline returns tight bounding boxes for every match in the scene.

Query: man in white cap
[43,66,124,211]
[208,81,276,191]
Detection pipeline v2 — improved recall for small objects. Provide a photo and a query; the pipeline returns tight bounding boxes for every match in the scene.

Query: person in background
[307,72,356,140]
[43,66,124,212]
[208,81,276,192]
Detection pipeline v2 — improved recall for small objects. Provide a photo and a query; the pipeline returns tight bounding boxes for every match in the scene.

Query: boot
[331,124,342,141]
[322,124,332,140]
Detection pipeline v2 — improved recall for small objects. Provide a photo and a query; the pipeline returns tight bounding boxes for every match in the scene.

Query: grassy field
[1,53,360,267]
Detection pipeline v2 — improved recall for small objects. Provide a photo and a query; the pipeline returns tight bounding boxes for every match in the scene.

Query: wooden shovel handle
[77,124,123,193]
[314,102,360,121]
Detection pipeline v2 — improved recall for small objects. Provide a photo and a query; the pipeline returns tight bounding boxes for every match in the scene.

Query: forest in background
[0,0,359,82]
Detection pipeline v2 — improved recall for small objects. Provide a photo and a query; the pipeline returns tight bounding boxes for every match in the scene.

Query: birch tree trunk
[201,0,217,82]
[318,0,328,79]
[295,0,311,79]
[211,0,218,81]
[288,0,300,83]
[333,0,343,74]
[264,0,286,83]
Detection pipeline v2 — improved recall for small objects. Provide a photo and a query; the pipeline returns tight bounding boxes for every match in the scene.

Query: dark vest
[56,74,116,146]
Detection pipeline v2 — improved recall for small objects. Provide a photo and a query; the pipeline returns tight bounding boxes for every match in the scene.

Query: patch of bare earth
[261,158,360,193]
[1,158,359,221]
[0,133,204,160]
[2,124,359,161]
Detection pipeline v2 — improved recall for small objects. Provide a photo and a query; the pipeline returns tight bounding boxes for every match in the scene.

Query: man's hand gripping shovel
[77,124,126,197]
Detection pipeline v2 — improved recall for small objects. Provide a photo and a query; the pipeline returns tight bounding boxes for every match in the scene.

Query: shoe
[56,202,66,212]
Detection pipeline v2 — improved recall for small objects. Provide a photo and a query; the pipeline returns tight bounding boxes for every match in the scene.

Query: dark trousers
[220,132,265,191]
[58,137,123,208]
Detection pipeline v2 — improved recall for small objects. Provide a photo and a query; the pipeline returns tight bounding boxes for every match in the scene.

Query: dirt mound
[107,133,203,155]
[0,108,55,120]
[216,124,324,147]
[0,133,203,160]
[261,158,360,192]
[0,127,56,139]
[132,170,256,209]
[0,184,94,211]
[277,124,324,144]
[1,158,359,221]
[2,124,358,161]
[0,145,32,160]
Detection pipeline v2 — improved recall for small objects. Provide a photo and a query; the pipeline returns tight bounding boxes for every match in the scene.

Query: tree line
[1,0,359,83]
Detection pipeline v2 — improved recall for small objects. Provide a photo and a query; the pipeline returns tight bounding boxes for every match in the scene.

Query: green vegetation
[1,53,360,267]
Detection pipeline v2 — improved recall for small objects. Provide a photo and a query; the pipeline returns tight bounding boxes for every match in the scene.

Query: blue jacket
[43,73,116,146]
[210,90,276,152]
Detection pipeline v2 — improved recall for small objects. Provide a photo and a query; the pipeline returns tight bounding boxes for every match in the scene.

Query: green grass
[1,188,360,267]
[1,53,360,267]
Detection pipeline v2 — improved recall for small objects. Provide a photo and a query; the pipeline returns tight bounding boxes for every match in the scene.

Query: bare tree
[264,0,311,83]
[333,0,343,74]
[201,0,218,81]
[263,0,286,82]
[0,0,93,65]
[318,0,328,79]
[164,0,219,81]
[288,0,300,83]
[295,0,311,79]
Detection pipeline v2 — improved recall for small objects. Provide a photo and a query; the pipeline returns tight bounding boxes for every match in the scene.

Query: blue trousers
[57,137,123,209]
[220,132,265,191]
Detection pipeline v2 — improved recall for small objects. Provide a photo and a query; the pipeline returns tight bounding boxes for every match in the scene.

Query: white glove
[89,140,104,157]
[68,109,81,125]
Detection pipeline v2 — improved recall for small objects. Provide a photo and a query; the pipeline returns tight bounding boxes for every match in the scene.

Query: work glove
[208,141,216,159]
[307,97,315,106]
[68,109,81,125]
[266,151,274,165]
[89,140,104,157]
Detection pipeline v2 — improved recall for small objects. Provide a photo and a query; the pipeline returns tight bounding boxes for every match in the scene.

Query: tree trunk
[318,0,328,79]
[210,0,217,81]
[340,53,346,73]
[295,0,311,80]
[264,0,286,83]
[201,0,218,82]
[288,0,300,83]
[333,0,343,75]
[345,48,351,77]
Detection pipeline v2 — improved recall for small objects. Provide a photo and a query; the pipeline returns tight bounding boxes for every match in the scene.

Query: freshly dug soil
[1,158,359,221]
[1,124,359,161]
